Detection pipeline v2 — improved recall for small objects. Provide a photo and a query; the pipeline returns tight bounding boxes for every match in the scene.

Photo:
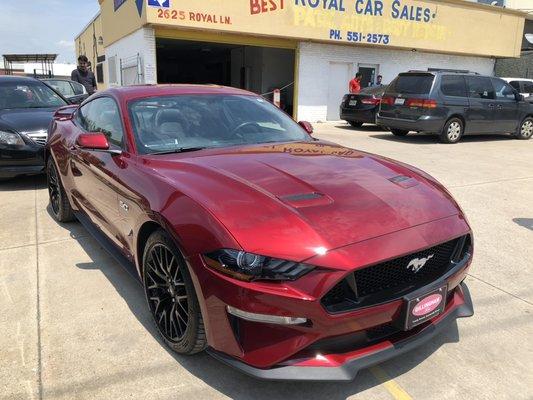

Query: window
[47,80,75,97]
[77,98,124,147]
[492,79,516,100]
[96,63,104,84]
[108,56,118,85]
[440,75,467,97]
[70,81,86,95]
[466,76,495,100]
[0,81,67,110]
[522,81,533,95]
[128,95,310,154]
[389,74,434,95]
[509,81,521,91]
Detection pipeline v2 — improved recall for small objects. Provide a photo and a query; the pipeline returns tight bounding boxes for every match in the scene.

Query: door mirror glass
[76,133,110,150]
[298,121,314,135]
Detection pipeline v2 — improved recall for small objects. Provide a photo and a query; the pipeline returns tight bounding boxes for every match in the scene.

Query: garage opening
[156,38,295,115]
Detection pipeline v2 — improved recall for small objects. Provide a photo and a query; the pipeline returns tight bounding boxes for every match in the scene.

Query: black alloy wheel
[47,157,74,222]
[143,230,206,354]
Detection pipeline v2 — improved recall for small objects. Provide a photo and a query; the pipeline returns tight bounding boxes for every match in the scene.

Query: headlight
[0,130,24,145]
[203,249,314,282]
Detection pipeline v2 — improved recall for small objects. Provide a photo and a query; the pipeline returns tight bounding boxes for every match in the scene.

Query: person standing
[349,72,362,94]
[371,74,383,87]
[71,55,97,95]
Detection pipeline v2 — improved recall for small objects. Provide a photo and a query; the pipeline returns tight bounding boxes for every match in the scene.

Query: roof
[2,54,57,63]
[105,84,257,101]
[0,75,40,83]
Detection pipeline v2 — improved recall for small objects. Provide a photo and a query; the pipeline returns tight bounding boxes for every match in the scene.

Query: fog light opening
[226,306,308,325]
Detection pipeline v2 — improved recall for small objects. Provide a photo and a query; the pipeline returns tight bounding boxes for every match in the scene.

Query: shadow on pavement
[333,124,385,132]
[512,218,533,231]
[0,174,46,191]
[369,133,514,144]
[47,216,463,399]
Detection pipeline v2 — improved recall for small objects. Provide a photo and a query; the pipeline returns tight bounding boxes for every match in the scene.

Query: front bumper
[376,115,445,133]
[207,282,473,381]
[0,144,45,179]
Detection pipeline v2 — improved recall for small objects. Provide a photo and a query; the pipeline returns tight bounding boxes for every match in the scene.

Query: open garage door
[156,38,296,116]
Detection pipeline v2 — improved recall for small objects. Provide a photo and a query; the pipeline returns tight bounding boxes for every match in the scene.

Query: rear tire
[142,229,207,355]
[440,118,464,143]
[391,129,409,136]
[47,157,74,222]
[515,117,533,140]
[349,121,363,128]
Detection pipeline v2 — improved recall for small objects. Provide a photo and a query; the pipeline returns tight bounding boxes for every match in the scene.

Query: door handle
[488,104,495,109]
[497,104,503,109]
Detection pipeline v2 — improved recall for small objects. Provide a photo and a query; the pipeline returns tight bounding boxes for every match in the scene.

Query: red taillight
[361,97,381,105]
[380,96,394,106]
[405,99,437,108]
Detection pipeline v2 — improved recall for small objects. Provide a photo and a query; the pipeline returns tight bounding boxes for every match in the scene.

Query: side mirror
[298,121,314,135]
[76,132,110,150]
[53,105,78,121]
[515,93,525,102]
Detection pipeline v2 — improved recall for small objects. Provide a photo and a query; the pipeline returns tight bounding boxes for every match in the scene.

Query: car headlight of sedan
[0,130,24,145]
[203,249,314,281]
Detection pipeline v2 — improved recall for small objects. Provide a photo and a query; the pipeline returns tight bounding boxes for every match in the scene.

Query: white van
[501,78,533,98]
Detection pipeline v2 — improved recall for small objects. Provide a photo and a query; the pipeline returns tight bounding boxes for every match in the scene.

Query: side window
[49,80,75,97]
[71,81,86,95]
[440,75,467,97]
[466,76,495,100]
[77,98,124,147]
[522,81,533,95]
[509,81,521,91]
[492,79,516,100]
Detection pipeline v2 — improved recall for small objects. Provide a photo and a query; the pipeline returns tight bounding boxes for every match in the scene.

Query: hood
[150,142,460,261]
[0,108,57,133]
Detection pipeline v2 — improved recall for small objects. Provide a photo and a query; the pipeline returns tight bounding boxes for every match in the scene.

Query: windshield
[128,94,310,154]
[389,74,434,95]
[0,81,67,110]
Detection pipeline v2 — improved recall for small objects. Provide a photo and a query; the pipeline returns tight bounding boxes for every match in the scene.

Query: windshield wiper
[149,147,206,155]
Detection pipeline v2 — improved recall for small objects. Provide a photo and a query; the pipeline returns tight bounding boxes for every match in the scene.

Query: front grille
[322,235,470,313]
[23,130,48,146]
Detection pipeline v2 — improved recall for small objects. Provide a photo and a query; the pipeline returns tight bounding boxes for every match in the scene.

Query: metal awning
[2,54,58,77]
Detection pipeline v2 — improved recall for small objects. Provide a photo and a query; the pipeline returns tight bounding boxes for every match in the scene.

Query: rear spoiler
[54,105,78,121]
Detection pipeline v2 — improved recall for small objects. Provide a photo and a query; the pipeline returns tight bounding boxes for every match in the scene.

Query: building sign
[145,0,524,57]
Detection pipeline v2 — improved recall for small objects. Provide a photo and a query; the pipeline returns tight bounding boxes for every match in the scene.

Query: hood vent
[278,192,333,208]
[388,175,419,189]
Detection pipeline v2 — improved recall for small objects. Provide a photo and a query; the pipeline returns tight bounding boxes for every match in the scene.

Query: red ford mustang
[46,85,474,381]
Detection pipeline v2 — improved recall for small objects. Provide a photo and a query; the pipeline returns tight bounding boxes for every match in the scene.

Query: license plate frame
[394,98,405,105]
[403,284,447,331]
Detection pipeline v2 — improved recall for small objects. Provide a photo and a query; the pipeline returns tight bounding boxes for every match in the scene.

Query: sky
[0,0,100,64]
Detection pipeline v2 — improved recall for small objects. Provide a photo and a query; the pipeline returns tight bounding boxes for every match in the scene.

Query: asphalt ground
[1,123,532,400]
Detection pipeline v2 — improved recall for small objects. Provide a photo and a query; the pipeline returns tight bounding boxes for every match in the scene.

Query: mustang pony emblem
[407,254,434,273]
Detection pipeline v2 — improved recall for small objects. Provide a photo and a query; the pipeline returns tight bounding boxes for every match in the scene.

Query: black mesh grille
[354,238,458,298]
[321,235,470,313]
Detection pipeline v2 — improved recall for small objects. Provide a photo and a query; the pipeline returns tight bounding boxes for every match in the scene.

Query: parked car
[501,77,533,99]
[41,78,89,104]
[340,85,387,127]
[377,70,533,143]
[0,76,69,179]
[46,85,474,381]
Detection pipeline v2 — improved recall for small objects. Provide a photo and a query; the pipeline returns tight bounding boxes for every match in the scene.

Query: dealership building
[76,0,527,122]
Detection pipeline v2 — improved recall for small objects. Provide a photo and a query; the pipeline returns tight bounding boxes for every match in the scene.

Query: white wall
[104,27,157,87]
[297,42,496,122]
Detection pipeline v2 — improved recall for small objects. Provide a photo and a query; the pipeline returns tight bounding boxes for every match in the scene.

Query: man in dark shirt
[71,55,97,95]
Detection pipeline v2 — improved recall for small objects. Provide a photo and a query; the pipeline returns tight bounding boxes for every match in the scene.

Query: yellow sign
[144,0,524,57]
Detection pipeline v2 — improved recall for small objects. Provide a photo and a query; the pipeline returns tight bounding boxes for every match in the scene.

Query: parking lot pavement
[1,123,532,400]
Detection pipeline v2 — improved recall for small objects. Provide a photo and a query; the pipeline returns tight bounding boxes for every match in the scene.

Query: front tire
[47,157,74,222]
[391,129,409,136]
[349,121,363,128]
[515,117,533,140]
[142,230,206,355]
[440,118,464,143]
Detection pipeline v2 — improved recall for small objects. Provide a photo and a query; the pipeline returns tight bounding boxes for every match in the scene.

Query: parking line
[370,366,413,400]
